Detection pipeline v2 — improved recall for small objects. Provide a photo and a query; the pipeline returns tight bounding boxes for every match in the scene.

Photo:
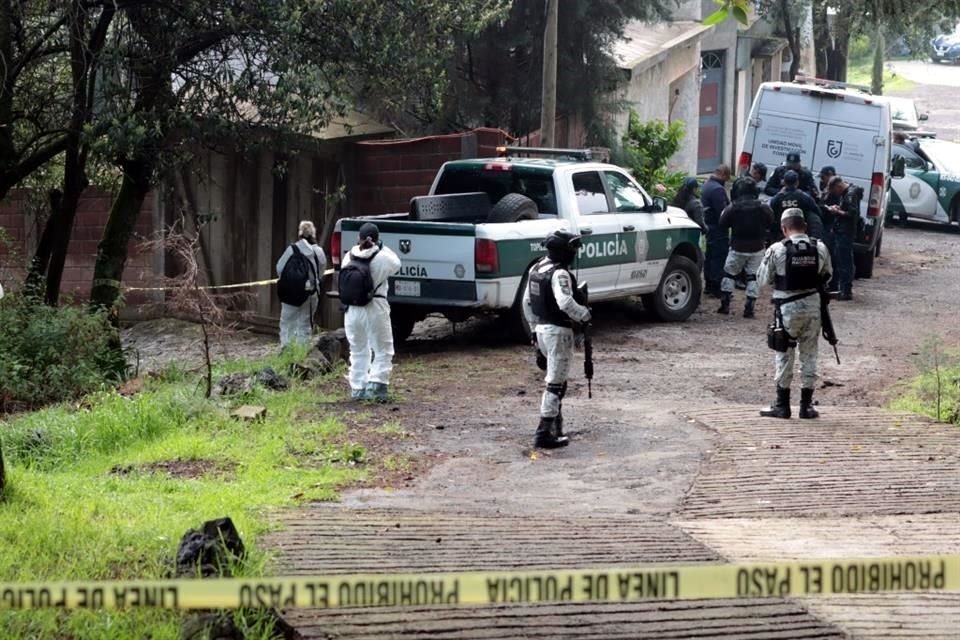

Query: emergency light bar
[793,76,872,94]
[496,146,593,162]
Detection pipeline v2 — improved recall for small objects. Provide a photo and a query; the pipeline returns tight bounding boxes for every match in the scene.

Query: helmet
[542,229,582,265]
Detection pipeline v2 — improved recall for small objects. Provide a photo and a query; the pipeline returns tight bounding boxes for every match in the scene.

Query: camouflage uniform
[758,231,832,404]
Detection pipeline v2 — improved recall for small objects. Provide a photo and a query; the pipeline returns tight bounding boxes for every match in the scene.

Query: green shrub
[0,294,127,407]
[892,339,960,424]
[848,34,873,65]
[620,113,689,200]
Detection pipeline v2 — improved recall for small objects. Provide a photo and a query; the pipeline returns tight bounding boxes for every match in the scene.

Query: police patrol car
[888,138,960,227]
[331,147,704,342]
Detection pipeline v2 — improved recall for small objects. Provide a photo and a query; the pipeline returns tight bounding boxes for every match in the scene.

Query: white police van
[737,78,894,278]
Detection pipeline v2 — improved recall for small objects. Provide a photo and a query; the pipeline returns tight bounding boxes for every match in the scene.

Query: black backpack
[338,251,378,307]
[277,244,319,307]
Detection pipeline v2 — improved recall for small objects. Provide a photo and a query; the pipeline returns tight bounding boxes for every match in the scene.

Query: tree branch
[8,14,71,83]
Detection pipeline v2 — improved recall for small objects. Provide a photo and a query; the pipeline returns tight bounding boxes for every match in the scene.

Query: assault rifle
[578,282,593,399]
[819,284,840,364]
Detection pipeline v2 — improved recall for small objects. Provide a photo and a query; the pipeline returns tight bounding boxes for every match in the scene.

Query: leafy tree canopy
[392,0,673,145]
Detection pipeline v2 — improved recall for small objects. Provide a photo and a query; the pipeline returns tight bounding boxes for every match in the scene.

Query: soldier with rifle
[522,230,591,449]
[757,208,834,420]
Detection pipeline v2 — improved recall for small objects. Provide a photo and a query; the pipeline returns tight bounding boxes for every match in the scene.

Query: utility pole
[540,0,558,147]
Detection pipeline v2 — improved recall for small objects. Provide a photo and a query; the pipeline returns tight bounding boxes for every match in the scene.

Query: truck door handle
[622,225,635,231]
[580,227,593,235]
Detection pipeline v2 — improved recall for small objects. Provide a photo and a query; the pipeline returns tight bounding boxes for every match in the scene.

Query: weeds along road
[272,223,960,638]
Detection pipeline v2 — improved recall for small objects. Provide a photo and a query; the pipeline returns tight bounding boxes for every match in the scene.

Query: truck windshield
[435,167,557,214]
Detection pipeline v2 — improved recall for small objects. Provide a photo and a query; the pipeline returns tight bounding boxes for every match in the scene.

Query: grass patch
[0,347,366,639]
[890,340,960,424]
[847,61,915,93]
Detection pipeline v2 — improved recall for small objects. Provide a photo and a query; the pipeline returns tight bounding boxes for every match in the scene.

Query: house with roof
[608,1,818,176]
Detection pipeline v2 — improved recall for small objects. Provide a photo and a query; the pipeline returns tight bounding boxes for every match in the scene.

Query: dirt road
[888,60,960,142]
[270,223,960,638]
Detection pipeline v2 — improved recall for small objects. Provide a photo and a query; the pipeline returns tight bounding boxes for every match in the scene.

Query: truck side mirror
[919,113,929,121]
[891,155,906,178]
[652,196,667,213]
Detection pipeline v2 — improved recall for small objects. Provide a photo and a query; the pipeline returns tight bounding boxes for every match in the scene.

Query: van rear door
[748,89,820,169]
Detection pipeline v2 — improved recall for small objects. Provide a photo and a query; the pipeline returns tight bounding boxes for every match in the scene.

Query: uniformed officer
[757,208,833,419]
[765,152,818,200]
[522,230,592,449]
[717,177,775,318]
[702,165,732,297]
[823,176,862,301]
[769,170,825,240]
[817,166,836,199]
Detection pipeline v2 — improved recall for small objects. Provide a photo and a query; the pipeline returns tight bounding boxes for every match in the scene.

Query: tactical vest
[529,259,579,328]
[774,238,820,291]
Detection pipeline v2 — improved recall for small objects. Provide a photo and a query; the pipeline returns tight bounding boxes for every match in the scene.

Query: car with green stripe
[888,138,960,227]
[331,148,704,342]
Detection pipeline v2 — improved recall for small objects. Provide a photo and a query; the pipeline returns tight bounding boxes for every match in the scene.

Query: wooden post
[540,0,558,147]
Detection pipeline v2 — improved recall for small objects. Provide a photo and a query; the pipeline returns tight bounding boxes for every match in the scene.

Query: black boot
[534,417,569,449]
[760,387,791,419]
[743,297,756,318]
[799,388,819,419]
[555,409,564,438]
[717,292,731,315]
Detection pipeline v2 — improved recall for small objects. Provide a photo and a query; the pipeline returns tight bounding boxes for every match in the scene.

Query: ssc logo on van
[826,140,843,159]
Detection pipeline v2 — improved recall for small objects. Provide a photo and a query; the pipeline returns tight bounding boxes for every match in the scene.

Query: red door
[698,50,725,174]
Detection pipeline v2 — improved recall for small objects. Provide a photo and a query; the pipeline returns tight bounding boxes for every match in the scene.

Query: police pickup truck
[331,147,704,342]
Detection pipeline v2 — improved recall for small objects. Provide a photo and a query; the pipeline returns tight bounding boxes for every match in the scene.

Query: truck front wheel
[643,256,701,322]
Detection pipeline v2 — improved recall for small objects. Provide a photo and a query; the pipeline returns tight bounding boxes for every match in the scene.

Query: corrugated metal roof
[614,21,709,71]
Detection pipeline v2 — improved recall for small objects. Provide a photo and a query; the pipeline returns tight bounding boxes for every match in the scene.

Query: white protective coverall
[758,233,833,390]
[342,244,402,393]
[276,239,327,348]
[522,259,592,418]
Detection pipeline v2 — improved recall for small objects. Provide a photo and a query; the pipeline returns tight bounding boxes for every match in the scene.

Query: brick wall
[0,188,161,307]
[352,128,510,216]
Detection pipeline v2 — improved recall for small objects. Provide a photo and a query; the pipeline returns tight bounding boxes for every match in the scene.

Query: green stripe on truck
[340,219,475,236]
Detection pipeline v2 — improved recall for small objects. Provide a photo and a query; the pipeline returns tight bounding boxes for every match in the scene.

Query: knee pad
[745,273,758,282]
[723,272,739,280]
[546,382,564,397]
[560,382,568,399]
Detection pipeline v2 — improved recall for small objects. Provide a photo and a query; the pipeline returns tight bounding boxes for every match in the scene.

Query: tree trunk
[25,189,63,296]
[830,31,849,82]
[89,158,154,312]
[539,0,558,147]
[871,24,885,95]
[45,148,88,306]
[779,0,801,81]
[812,0,832,78]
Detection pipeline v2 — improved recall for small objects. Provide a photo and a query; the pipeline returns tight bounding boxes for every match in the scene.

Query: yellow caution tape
[2,555,957,610]
[124,270,336,293]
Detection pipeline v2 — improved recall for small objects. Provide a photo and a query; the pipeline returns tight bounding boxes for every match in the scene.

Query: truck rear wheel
[644,255,701,322]
[487,193,538,223]
[390,309,418,344]
[854,249,875,279]
[506,270,534,343]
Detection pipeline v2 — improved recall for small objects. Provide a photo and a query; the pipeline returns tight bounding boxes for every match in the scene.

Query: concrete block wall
[0,189,161,307]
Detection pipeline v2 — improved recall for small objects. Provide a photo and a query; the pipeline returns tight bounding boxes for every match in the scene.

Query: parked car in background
[884,97,928,132]
[888,138,960,226]
[931,29,960,63]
